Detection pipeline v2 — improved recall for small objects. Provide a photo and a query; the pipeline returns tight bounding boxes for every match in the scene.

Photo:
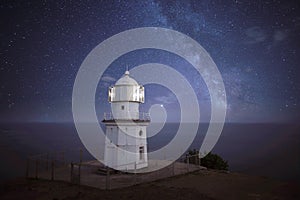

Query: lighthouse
[103,70,150,170]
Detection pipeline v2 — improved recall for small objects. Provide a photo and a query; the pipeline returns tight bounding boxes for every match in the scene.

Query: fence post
[134,162,137,185]
[51,160,54,181]
[62,151,65,166]
[78,163,81,185]
[46,153,49,171]
[70,162,74,183]
[79,148,83,163]
[35,158,39,179]
[187,156,189,172]
[198,153,201,168]
[106,167,110,190]
[26,157,29,178]
[172,161,175,176]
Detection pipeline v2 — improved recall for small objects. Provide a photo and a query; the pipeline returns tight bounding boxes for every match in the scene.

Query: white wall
[104,124,148,170]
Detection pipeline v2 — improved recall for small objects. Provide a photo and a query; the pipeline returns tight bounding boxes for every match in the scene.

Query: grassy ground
[1,170,299,200]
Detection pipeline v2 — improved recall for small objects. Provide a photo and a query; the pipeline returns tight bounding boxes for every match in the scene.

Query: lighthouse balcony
[103,112,150,122]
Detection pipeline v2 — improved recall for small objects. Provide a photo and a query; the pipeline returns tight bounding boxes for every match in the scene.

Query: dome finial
[125,66,129,75]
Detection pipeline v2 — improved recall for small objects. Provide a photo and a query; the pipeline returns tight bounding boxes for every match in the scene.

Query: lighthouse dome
[108,70,144,103]
[115,71,139,86]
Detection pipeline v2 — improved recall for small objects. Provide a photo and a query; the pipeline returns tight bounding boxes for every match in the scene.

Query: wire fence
[26,149,204,190]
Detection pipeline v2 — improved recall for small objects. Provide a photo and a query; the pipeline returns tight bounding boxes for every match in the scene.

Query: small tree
[201,152,228,171]
[185,149,229,171]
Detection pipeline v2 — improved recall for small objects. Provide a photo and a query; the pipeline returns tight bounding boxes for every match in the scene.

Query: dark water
[0,122,299,182]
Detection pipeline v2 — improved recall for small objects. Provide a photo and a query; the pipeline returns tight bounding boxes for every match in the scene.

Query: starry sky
[0,0,299,123]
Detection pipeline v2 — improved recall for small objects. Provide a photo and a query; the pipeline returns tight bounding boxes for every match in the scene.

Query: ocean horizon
[0,122,299,182]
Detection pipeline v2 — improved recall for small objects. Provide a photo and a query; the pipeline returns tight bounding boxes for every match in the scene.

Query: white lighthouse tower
[103,70,150,170]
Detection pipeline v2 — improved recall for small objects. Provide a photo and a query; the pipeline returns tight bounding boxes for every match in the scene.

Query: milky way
[0,0,299,123]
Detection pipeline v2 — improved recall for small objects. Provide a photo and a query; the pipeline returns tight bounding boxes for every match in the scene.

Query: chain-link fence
[26,150,204,189]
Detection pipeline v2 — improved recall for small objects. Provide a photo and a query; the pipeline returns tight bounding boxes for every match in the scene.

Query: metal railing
[103,112,150,121]
[26,150,203,190]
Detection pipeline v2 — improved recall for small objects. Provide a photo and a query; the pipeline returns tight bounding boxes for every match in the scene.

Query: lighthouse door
[139,146,144,160]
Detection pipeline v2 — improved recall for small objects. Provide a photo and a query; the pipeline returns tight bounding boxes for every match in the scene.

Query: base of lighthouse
[103,120,149,171]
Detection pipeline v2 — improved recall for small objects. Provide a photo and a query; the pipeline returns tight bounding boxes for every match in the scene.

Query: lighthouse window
[139,146,144,160]
[139,130,143,136]
[121,105,124,110]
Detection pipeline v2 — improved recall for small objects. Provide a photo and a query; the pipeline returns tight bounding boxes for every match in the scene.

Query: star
[0,0,299,123]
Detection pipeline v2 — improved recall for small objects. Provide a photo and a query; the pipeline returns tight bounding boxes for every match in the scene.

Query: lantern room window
[108,87,115,102]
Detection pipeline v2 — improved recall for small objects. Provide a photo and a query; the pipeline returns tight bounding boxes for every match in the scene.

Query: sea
[0,122,299,182]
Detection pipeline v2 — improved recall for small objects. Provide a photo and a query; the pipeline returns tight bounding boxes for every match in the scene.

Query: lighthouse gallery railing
[103,112,150,121]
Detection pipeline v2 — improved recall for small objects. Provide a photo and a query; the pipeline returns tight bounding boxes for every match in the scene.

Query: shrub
[201,152,229,171]
[185,149,229,171]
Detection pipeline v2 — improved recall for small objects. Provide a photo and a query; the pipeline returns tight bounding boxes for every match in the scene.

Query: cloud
[244,26,266,44]
[101,75,116,83]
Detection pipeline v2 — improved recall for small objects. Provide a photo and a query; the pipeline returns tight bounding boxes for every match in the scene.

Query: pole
[78,163,81,185]
[172,161,175,176]
[187,156,189,172]
[70,162,74,183]
[26,158,29,178]
[79,148,83,163]
[35,158,39,179]
[134,162,137,185]
[46,153,49,171]
[198,153,201,168]
[51,160,54,181]
[62,151,65,166]
[106,167,110,190]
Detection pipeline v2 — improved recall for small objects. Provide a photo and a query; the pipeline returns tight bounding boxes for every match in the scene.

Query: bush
[185,149,229,171]
[201,152,229,171]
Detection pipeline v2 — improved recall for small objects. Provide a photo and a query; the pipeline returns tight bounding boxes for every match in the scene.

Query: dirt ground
[1,170,299,200]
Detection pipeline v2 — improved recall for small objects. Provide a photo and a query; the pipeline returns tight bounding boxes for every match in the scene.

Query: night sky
[0,0,299,123]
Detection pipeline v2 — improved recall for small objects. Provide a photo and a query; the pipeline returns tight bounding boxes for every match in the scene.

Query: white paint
[104,71,149,170]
